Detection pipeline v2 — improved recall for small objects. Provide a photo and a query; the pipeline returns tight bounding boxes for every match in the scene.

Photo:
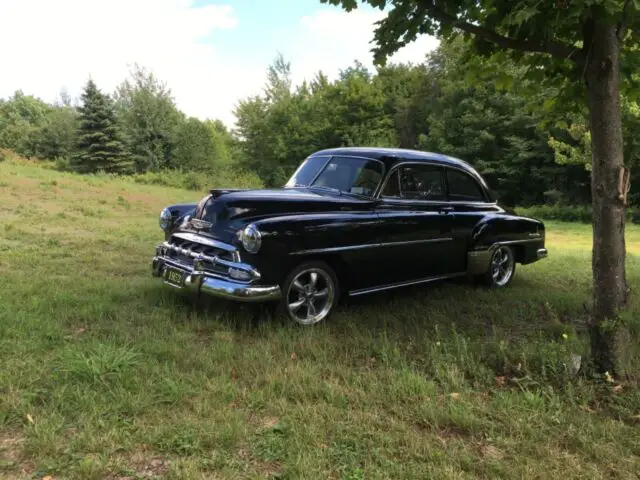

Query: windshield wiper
[308,185,373,200]
[308,185,343,195]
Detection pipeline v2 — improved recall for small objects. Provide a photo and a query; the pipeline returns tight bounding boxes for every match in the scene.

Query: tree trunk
[584,18,629,376]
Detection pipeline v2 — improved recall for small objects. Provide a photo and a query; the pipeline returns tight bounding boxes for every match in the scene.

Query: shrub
[54,156,71,171]
[131,165,264,191]
[517,204,639,224]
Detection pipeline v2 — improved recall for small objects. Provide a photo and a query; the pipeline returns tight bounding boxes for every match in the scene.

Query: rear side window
[382,165,445,201]
[446,169,486,202]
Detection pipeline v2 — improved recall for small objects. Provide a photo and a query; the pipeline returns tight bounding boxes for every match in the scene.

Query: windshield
[285,155,384,197]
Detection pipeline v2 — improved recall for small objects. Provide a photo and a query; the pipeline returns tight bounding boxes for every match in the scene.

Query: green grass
[1,157,640,479]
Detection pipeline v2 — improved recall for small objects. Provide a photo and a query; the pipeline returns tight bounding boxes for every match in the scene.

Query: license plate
[164,266,185,287]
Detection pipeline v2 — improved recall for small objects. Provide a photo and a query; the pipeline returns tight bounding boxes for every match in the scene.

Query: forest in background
[1,38,638,208]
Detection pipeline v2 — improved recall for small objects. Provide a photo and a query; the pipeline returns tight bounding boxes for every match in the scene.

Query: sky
[0,0,438,127]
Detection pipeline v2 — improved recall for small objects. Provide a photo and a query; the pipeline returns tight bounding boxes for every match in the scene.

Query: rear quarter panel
[470,212,546,266]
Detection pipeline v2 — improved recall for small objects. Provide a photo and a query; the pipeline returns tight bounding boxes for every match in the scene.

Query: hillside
[1,157,639,479]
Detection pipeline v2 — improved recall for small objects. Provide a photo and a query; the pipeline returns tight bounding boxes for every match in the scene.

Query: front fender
[242,212,381,285]
[163,203,198,238]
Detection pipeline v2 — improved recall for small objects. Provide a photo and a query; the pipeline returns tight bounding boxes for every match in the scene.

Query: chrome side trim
[491,238,544,246]
[291,237,454,256]
[349,272,466,297]
[171,232,237,253]
[378,198,498,207]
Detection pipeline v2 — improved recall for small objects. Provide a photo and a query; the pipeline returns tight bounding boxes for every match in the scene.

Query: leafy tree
[114,65,182,172]
[0,90,51,158]
[37,106,78,162]
[173,116,223,173]
[204,119,234,166]
[73,79,131,174]
[323,0,639,375]
[418,38,591,206]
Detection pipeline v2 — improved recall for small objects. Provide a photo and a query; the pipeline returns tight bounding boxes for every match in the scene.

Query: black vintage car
[151,147,547,325]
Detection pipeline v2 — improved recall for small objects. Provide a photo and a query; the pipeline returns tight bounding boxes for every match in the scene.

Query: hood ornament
[190,218,213,230]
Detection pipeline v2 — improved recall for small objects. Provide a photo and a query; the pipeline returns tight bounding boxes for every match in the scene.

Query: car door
[374,162,458,284]
[443,166,498,272]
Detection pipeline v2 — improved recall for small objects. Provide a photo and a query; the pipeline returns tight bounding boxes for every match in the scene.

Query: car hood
[185,187,376,242]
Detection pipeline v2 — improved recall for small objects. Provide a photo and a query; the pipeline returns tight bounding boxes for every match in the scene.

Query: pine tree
[73,79,131,174]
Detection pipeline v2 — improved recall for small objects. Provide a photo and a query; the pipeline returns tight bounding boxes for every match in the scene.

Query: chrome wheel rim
[491,246,514,286]
[286,268,335,325]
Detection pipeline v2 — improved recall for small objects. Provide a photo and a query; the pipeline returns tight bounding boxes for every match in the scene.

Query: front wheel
[280,261,339,325]
[478,245,516,288]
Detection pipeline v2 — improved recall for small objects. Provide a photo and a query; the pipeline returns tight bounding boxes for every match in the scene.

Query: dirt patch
[260,417,281,430]
[254,459,283,478]
[109,446,170,479]
[414,421,474,443]
[236,444,283,478]
[0,434,24,464]
[477,444,505,460]
[0,433,33,478]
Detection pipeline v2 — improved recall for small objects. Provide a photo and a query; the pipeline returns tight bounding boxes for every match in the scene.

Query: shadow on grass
[141,273,571,345]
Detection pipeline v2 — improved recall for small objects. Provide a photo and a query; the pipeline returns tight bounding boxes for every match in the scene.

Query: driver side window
[382,165,445,201]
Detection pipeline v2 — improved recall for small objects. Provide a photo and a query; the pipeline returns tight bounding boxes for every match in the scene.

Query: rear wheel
[280,261,339,325]
[478,245,516,287]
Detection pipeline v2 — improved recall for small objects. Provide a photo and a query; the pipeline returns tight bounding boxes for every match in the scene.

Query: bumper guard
[152,256,281,303]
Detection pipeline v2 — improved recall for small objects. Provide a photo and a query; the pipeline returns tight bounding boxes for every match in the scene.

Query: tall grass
[0,155,639,479]
[517,204,639,223]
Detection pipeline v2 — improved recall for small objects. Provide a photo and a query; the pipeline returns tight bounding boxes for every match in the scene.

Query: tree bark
[584,17,630,376]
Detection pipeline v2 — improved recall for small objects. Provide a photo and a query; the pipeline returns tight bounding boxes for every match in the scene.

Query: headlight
[240,223,262,254]
[159,208,172,231]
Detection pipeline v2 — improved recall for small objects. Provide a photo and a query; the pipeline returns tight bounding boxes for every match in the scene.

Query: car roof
[310,147,478,175]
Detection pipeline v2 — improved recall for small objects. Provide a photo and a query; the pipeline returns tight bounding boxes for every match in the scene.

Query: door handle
[440,206,455,213]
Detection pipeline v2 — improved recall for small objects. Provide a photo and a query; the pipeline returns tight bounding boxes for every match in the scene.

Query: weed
[0,159,639,479]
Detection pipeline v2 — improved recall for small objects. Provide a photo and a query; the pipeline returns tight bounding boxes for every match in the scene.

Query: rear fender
[467,213,545,275]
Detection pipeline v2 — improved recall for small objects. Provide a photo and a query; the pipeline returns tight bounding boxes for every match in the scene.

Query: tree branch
[417,1,582,62]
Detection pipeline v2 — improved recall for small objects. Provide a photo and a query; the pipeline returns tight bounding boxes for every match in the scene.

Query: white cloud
[0,0,249,125]
[0,2,438,128]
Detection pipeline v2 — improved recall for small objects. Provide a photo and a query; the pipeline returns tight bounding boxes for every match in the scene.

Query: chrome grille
[163,235,235,275]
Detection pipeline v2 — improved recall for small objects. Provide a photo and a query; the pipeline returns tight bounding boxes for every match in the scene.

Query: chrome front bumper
[151,256,281,302]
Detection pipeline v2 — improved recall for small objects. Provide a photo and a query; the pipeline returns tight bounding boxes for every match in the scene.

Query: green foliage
[517,204,640,223]
[172,117,219,173]
[113,65,235,175]
[114,65,182,172]
[37,106,79,162]
[73,79,131,174]
[234,57,397,187]
[0,90,51,158]
[131,164,263,191]
[322,0,639,92]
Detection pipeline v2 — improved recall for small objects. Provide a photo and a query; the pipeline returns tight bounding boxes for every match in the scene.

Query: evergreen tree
[73,79,130,174]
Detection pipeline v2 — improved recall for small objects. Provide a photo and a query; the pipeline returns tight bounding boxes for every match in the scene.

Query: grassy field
[1,157,639,479]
